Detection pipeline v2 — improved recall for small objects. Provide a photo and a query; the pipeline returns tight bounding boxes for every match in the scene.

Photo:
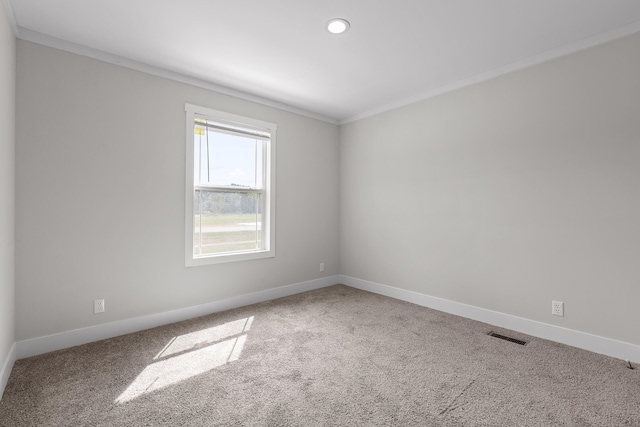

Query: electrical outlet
[319,262,325,272]
[94,299,105,314]
[552,300,564,317]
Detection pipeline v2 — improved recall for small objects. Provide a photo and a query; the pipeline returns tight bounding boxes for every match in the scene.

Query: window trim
[185,103,276,267]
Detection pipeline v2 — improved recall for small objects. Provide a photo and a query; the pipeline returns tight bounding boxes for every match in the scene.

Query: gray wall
[12,26,640,349]
[0,2,15,374]
[15,41,340,341]
[340,32,640,346]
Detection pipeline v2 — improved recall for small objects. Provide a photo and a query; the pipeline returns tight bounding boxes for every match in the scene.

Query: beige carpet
[1,285,639,426]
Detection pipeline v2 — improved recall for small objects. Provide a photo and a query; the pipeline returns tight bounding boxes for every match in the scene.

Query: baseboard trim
[16,275,339,360]
[14,274,639,364]
[0,342,16,401]
[339,275,640,364]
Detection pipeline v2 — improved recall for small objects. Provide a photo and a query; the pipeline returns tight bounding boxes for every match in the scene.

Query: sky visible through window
[194,128,263,188]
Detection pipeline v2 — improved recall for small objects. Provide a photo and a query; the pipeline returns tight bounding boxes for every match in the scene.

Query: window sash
[193,188,265,257]
[194,123,266,189]
[194,185,263,192]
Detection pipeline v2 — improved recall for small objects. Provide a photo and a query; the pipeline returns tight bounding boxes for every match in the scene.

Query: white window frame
[185,103,276,266]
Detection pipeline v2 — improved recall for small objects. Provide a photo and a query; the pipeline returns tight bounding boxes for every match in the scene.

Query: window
[185,104,276,266]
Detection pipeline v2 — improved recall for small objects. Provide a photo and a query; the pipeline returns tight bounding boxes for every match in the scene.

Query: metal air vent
[488,331,528,346]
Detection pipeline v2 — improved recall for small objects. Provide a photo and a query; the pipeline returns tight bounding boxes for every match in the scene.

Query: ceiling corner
[2,0,18,36]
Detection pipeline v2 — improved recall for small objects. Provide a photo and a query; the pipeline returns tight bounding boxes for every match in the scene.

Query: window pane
[194,190,263,256]
[194,129,263,188]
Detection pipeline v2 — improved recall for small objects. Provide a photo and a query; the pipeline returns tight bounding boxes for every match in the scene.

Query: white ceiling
[7,0,640,123]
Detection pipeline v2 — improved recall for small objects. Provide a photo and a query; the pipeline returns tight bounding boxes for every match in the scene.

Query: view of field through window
[193,118,266,256]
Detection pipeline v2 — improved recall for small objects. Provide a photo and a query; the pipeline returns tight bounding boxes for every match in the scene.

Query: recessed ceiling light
[326,18,350,35]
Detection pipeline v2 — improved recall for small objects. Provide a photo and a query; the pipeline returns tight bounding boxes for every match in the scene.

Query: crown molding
[12,17,640,127]
[340,19,640,124]
[16,27,339,125]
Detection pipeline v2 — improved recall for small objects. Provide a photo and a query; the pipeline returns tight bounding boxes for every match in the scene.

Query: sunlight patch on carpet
[116,316,253,404]
[154,316,254,360]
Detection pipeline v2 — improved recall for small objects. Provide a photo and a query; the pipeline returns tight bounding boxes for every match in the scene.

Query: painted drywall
[340,31,640,346]
[0,0,16,386]
[15,41,340,341]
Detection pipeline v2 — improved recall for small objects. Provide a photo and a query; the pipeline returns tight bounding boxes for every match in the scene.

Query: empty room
[1,1,639,425]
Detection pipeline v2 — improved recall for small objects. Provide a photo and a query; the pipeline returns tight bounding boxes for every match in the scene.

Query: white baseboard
[13,273,639,367]
[0,342,16,401]
[16,275,339,360]
[339,275,640,364]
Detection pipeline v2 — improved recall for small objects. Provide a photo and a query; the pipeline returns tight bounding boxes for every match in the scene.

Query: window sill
[185,248,275,267]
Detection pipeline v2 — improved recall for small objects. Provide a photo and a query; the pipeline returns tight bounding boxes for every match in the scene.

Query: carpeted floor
[1,285,639,426]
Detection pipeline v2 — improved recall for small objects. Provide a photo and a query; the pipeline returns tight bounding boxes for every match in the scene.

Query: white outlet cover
[552,300,564,317]
[94,299,105,314]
